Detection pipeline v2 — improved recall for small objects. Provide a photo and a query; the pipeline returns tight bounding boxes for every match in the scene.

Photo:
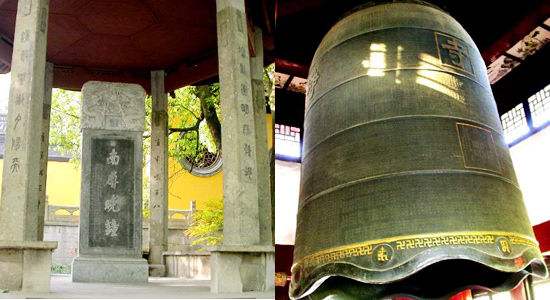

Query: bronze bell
[290,1,548,299]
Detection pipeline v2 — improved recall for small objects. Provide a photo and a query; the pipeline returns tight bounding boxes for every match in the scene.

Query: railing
[45,200,197,229]
[46,201,80,224]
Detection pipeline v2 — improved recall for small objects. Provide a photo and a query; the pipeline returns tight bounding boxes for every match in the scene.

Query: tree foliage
[166,84,221,169]
[49,89,81,166]
[184,197,223,247]
[264,63,275,112]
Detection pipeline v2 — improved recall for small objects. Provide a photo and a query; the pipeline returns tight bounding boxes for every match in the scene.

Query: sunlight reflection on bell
[395,45,404,84]
[362,43,387,77]
[416,53,465,102]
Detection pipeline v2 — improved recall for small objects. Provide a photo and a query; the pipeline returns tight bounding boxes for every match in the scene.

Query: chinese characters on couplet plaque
[105,143,121,238]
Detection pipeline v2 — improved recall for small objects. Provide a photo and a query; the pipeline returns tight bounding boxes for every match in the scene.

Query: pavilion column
[249,27,273,246]
[37,62,53,241]
[0,0,57,292]
[211,0,274,293]
[148,70,169,277]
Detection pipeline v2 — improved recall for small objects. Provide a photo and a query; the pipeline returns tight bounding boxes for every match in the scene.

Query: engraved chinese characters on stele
[105,219,119,238]
[104,142,121,238]
[106,170,119,189]
[105,194,122,213]
[107,148,120,166]
[89,138,134,248]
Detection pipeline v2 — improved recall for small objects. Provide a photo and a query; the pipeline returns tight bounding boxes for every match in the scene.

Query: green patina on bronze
[290,1,547,299]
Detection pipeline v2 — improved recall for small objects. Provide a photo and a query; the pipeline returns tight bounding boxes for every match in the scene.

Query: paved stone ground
[0,275,274,299]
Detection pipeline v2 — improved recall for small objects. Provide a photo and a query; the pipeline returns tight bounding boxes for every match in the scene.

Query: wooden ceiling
[0,0,275,92]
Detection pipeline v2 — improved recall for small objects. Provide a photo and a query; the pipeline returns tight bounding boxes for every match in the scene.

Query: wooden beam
[282,75,294,90]
[275,58,309,78]
[52,66,149,92]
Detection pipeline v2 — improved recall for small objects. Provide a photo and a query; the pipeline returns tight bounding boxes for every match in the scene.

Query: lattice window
[500,103,529,144]
[180,149,222,177]
[528,84,550,128]
[275,124,301,159]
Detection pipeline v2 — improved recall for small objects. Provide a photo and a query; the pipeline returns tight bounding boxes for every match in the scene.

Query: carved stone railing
[164,209,194,229]
[45,200,80,225]
[45,201,197,229]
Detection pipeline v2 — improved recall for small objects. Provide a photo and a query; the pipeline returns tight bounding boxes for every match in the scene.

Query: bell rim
[289,244,547,299]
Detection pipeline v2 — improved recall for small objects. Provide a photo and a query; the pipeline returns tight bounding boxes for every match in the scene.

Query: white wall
[275,160,301,245]
[0,73,10,113]
[509,125,550,226]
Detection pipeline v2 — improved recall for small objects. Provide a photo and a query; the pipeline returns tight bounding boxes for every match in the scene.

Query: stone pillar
[37,62,53,241]
[148,70,169,277]
[72,81,148,283]
[211,0,274,293]
[249,27,273,246]
[0,0,57,292]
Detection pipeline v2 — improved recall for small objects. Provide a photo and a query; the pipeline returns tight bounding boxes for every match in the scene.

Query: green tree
[165,84,222,170]
[264,63,275,112]
[49,89,81,166]
[185,197,223,247]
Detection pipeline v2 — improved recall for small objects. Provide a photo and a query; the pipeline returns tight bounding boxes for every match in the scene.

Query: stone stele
[72,81,148,283]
